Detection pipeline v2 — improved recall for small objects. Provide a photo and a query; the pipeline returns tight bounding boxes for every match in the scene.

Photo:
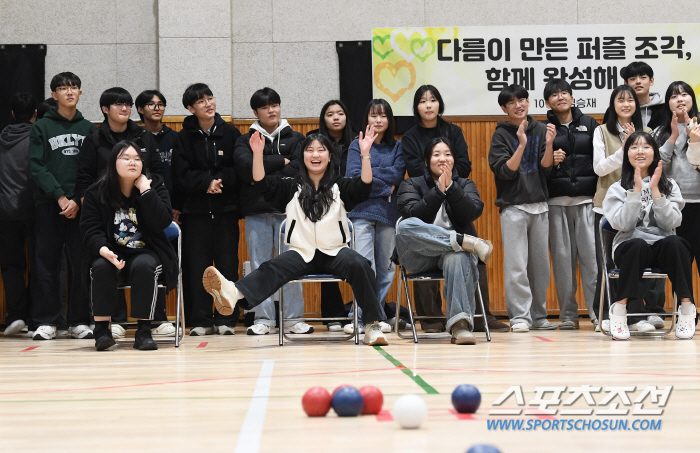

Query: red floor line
[534,336,554,342]
[197,342,208,348]
[408,367,700,379]
[20,346,39,352]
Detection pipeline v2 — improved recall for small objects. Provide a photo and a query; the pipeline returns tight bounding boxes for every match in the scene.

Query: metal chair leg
[353,297,359,345]
[278,289,284,346]
[476,281,491,342]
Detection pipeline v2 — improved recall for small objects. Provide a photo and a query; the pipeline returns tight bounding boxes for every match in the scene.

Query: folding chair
[597,217,678,337]
[393,220,491,343]
[94,221,185,347]
[277,219,359,346]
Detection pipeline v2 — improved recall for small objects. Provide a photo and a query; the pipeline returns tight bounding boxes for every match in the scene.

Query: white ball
[392,394,428,429]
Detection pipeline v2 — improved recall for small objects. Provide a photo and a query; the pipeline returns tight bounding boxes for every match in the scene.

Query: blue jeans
[244,213,303,327]
[395,218,478,332]
[350,218,395,322]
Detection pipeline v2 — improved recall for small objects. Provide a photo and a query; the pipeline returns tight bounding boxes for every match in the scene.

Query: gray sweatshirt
[602,177,684,258]
[656,124,700,202]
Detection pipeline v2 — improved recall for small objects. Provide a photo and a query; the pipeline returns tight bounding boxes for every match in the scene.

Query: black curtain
[0,44,47,130]
[336,40,413,136]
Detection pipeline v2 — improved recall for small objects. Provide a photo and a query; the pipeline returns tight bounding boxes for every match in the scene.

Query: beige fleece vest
[593,125,651,208]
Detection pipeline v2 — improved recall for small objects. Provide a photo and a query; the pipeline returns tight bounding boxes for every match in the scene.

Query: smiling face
[139,95,165,122]
[303,139,331,177]
[428,142,454,180]
[501,97,529,122]
[545,90,573,115]
[368,106,389,136]
[627,136,654,176]
[417,90,440,124]
[187,95,216,121]
[324,104,346,135]
[116,146,143,180]
[626,74,654,99]
[614,91,636,121]
[669,88,694,122]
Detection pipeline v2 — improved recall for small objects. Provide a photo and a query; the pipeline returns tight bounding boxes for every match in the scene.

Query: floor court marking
[534,336,554,342]
[20,346,39,352]
[373,346,439,394]
[233,360,274,453]
[197,342,208,348]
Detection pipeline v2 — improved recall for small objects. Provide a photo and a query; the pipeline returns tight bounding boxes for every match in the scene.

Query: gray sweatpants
[548,204,597,322]
[500,206,550,327]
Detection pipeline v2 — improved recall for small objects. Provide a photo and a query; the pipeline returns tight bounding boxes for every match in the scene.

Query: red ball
[332,384,352,397]
[302,387,332,417]
[359,386,383,415]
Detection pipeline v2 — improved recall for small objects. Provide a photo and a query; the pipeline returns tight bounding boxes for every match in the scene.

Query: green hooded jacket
[29,108,97,204]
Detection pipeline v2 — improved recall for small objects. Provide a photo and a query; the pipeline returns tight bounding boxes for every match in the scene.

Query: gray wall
[1,0,697,121]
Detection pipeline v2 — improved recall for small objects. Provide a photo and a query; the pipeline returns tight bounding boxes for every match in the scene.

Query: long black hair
[296,134,336,222]
[423,136,454,163]
[362,99,396,146]
[412,85,451,138]
[605,85,643,135]
[653,81,699,145]
[95,140,149,210]
[620,131,672,196]
[318,99,355,148]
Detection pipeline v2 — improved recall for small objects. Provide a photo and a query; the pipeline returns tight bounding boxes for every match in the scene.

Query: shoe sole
[33,335,55,340]
[134,342,158,351]
[364,337,388,346]
[72,333,94,339]
[284,327,314,334]
[202,267,234,316]
[531,326,558,330]
[451,337,477,345]
[247,328,270,335]
[219,329,235,335]
[559,325,579,330]
[511,328,529,332]
[95,337,116,351]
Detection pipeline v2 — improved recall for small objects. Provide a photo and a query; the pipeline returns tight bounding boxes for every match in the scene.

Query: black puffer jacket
[76,120,162,200]
[542,107,599,199]
[0,122,34,220]
[233,123,303,216]
[172,114,242,215]
[80,173,178,291]
[396,167,484,238]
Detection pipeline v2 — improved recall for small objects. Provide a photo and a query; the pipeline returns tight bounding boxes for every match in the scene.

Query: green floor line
[373,346,439,394]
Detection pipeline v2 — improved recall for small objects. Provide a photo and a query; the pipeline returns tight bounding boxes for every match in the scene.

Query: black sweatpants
[236,248,385,325]
[320,282,347,322]
[183,212,239,328]
[32,203,91,327]
[0,218,34,326]
[91,250,161,320]
[614,236,694,323]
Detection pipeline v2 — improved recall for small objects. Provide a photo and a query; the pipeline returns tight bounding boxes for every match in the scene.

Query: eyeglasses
[113,102,133,109]
[145,102,165,110]
[195,97,215,107]
[549,91,571,100]
[505,99,528,108]
[55,86,79,93]
[118,157,142,164]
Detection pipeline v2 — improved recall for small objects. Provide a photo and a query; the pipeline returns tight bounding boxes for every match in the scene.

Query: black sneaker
[133,329,158,350]
[94,324,116,351]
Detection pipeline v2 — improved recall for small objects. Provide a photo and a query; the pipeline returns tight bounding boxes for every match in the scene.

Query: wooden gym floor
[1,323,698,453]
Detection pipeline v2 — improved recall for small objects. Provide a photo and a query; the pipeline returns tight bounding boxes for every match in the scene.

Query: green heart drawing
[410,37,436,63]
[372,35,394,60]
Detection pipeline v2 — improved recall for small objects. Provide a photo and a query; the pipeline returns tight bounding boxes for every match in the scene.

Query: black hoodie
[0,122,34,220]
[488,115,552,210]
[76,119,162,200]
[172,113,242,215]
[542,107,599,199]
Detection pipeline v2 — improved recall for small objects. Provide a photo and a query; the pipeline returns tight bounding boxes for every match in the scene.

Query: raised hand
[650,161,663,191]
[670,111,680,141]
[688,117,700,143]
[633,164,643,193]
[545,123,556,147]
[249,130,265,155]
[621,122,636,146]
[358,124,377,156]
[553,149,566,165]
[134,174,152,193]
[516,119,528,147]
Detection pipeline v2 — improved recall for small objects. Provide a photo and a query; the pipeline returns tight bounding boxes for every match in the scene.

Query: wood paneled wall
[1,115,696,323]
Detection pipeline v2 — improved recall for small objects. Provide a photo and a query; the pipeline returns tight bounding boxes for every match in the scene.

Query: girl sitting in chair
[395,137,492,345]
[202,129,389,345]
[603,131,696,340]
[81,141,178,351]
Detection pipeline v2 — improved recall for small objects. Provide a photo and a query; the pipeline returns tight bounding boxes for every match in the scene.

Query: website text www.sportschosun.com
[487,418,662,431]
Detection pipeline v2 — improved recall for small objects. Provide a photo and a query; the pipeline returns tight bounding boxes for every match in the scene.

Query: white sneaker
[363,322,388,346]
[343,323,365,334]
[629,320,655,332]
[675,304,696,340]
[531,320,558,330]
[71,325,94,339]
[111,324,126,339]
[647,315,665,329]
[189,326,217,336]
[57,329,69,337]
[151,322,176,337]
[33,325,56,340]
[4,319,26,336]
[202,266,237,315]
[217,325,235,335]
[285,322,314,334]
[327,322,342,332]
[246,324,271,335]
[379,321,392,333]
[510,322,529,332]
[609,303,630,340]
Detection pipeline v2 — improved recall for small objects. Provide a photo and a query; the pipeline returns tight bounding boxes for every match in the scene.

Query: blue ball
[452,384,481,413]
[467,445,501,453]
[331,386,364,417]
